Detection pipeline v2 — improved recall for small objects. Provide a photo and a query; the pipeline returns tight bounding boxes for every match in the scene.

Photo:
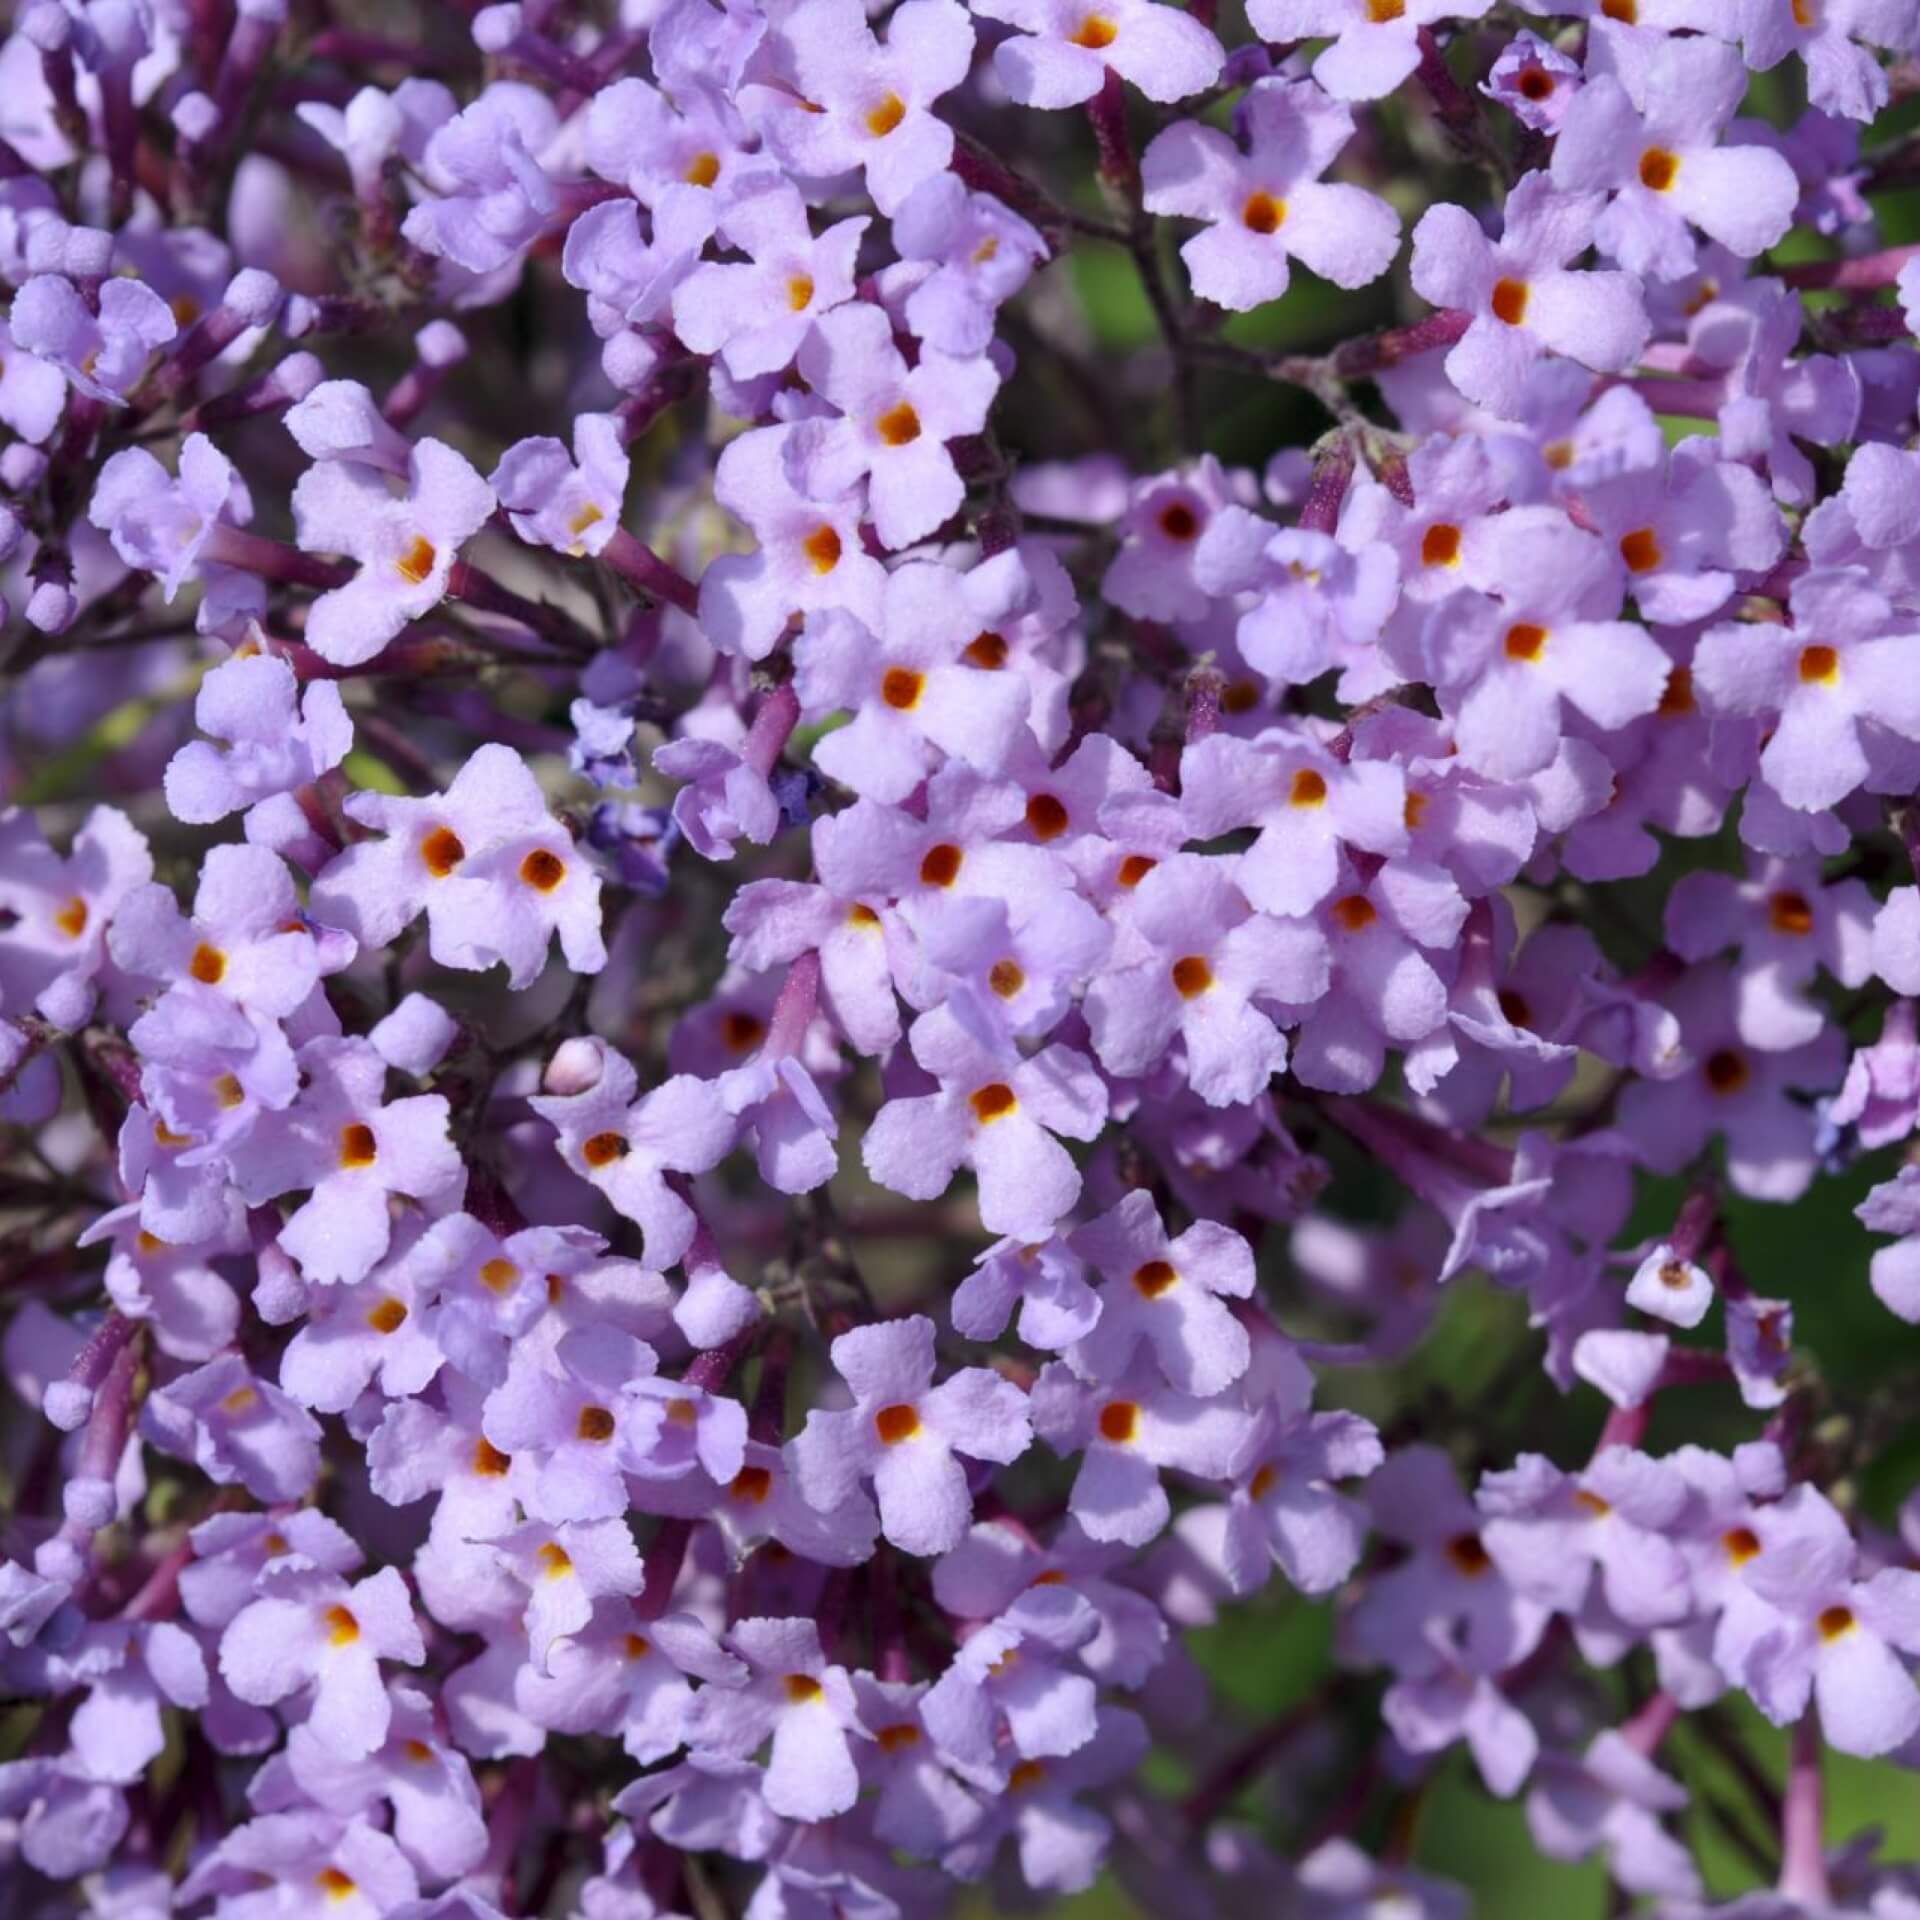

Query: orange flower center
[1241,192,1285,234]
[1026,793,1070,840]
[1490,278,1529,326]
[1638,148,1679,193]
[1133,1260,1178,1298]
[803,524,843,573]
[395,534,437,586]
[882,666,925,710]
[366,1297,408,1334]
[582,1130,630,1167]
[1619,528,1662,574]
[876,401,922,447]
[1171,955,1214,999]
[875,1403,921,1444]
[421,825,466,877]
[920,843,964,887]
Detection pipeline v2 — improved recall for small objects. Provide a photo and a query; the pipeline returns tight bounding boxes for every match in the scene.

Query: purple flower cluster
[6,0,1920,1915]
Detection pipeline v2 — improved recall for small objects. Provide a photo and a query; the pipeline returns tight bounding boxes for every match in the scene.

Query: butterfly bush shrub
[7,0,1920,1912]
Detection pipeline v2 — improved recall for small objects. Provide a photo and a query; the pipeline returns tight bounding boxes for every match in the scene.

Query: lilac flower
[976,0,1222,107]
[0,314,67,442]
[784,301,1001,551]
[1249,0,1490,102]
[1857,1166,1920,1322]
[491,411,628,559]
[88,432,252,602]
[78,1199,244,1360]
[1550,36,1799,279]
[681,1617,868,1821]
[8,273,176,403]
[1218,1392,1383,1597]
[1526,1731,1701,1901]
[1194,514,1401,696]
[139,1353,324,1501]
[0,804,152,1030]
[584,73,772,209]
[862,1005,1107,1239]
[1101,456,1242,623]
[951,1235,1102,1350]
[884,173,1048,357]
[1663,854,1874,1052]
[697,422,887,661]
[291,437,495,666]
[725,875,904,1056]
[1288,864,1459,1094]
[1722,1485,1920,1758]
[272,1682,488,1882]
[236,1035,465,1286]
[1410,172,1650,418]
[312,743,604,987]
[1576,440,1786,628]
[1030,1357,1251,1547]
[1482,33,1582,133]
[219,1564,424,1758]
[1478,1447,1694,1631]
[163,653,352,828]
[110,842,343,1021]
[1693,278,1861,509]
[295,78,456,204]
[710,1436,881,1567]
[401,83,560,273]
[515,1603,745,1763]
[1617,962,1844,1203]
[792,1314,1031,1555]
[1626,1242,1715,1330]
[1346,1444,1550,1677]
[1423,507,1672,782]
[529,1045,735,1268]
[483,1518,647,1669]
[1084,853,1325,1104]
[919,1586,1100,1769]
[277,1247,447,1414]
[1735,0,1920,122]
[848,1674,985,1855]
[672,181,866,379]
[746,0,972,215]
[793,560,1032,802]
[179,1510,363,1630]
[561,188,717,347]
[179,1814,420,1918]
[1693,569,1920,814]
[1182,730,1408,918]
[1064,1189,1253,1396]
[1141,80,1400,312]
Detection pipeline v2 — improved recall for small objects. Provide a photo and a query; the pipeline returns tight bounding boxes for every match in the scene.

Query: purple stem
[204,524,352,591]
[1297,436,1357,535]
[742,681,802,780]
[603,527,701,617]
[1779,1711,1831,1906]
[765,950,822,1059]
[633,1519,694,1621]
[1619,1690,1679,1756]
[1086,67,1138,197]
[1782,244,1920,290]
